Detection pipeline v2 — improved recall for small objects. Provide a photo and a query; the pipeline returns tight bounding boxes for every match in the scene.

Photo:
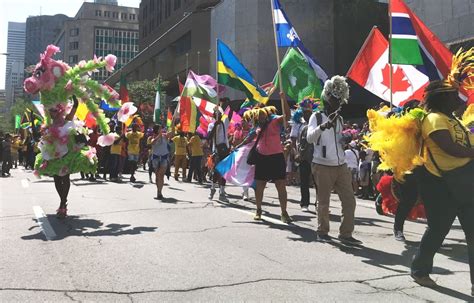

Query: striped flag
[390,0,424,65]
[217,39,269,104]
[181,71,219,103]
[166,109,172,129]
[216,144,255,187]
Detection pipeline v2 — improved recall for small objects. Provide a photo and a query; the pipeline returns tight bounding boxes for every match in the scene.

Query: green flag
[274,48,322,102]
[15,115,21,129]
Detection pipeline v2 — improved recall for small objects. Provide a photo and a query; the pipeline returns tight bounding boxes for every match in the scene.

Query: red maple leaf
[381,64,411,93]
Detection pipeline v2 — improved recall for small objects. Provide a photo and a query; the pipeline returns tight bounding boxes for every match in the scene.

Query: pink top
[257,117,283,155]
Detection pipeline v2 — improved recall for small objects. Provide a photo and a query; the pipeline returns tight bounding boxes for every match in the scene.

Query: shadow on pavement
[21,215,157,241]
[430,285,474,301]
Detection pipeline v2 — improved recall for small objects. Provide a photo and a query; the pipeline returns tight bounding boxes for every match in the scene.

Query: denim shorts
[151,154,169,169]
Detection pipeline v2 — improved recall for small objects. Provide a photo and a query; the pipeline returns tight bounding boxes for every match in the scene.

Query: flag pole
[215,38,220,106]
[270,0,288,128]
[388,0,393,110]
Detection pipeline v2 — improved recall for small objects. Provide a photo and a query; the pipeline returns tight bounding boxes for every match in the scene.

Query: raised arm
[429,130,474,158]
[65,95,79,121]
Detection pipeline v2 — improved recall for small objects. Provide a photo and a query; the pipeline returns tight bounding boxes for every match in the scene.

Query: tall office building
[5,22,26,107]
[24,14,71,68]
[54,1,139,81]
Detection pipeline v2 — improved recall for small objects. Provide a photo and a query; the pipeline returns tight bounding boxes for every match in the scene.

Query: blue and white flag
[272,0,328,83]
[273,0,300,47]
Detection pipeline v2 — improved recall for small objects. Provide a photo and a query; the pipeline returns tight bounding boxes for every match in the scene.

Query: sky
[0,0,141,90]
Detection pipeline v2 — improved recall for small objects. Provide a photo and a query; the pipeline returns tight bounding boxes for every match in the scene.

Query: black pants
[187,156,203,182]
[109,154,120,178]
[411,167,474,283]
[299,160,313,207]
[212,144,229,185]
[394,173,418,232]
[2,156,11,175]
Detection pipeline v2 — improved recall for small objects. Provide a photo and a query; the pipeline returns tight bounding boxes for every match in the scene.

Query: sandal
[56,207,68,219]
[253,209,262,221]
[281,212,292,224]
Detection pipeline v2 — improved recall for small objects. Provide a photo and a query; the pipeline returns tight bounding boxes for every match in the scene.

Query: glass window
[121,13,127,19]
[95,10,102,17]
[165,0,171,18]
[69,55,78,64]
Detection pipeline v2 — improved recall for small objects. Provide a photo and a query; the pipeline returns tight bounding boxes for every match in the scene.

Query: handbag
[247,127,265,166]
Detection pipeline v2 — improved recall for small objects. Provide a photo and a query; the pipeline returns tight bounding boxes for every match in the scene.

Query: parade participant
[208,107,230,201]
[1,134,12,177]
[240,99,292,223]
[187,132,204,183]
[109,125,125,182]
[148,124,172,200]
[125,123,144,182]
[410,49,474,290]
[292,97,319,212]
[23,45,120,218]
[344,141,359,194]
[172,129,188,181]
[306,76,362,245]
[10,135,21,169]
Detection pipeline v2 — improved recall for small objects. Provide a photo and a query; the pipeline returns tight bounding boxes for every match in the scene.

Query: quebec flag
[273,0,300,47]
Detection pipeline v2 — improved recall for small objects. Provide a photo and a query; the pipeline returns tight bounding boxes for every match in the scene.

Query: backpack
[298,125,314,163]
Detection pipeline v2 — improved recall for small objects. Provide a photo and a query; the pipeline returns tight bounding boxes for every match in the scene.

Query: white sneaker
[301,206,309,212]
[209,188,216,200]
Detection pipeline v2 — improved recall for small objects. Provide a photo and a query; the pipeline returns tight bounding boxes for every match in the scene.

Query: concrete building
[406,0,473,49]
[5,22,26,107]
[24,14,71,69]
[54,1,139,81]
[105,0,388,104]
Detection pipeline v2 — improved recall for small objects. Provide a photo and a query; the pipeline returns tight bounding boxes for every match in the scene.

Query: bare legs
[53,174,70,217]
[254,179,290,222]
[155,165,167,198]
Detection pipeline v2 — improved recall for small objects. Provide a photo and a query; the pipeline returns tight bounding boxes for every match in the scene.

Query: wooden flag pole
[389,0,394,110]
[215,38,220,107]
[270,0,288,128]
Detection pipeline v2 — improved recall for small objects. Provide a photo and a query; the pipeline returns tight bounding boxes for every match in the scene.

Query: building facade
[5,22,26,107]
[24,14,71,69]
[406,0,473,47]
[54,2,139,81]
[105,0,387,103]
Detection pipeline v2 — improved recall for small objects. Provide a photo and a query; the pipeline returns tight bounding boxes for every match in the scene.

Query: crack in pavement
[258,252,283,265]
[0,273,411,296]
[63,291,80,302]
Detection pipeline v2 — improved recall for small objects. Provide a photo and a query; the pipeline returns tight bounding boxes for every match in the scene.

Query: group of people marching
[2,43,473,296]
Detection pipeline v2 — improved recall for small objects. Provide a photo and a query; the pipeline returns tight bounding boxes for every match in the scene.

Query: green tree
[127,76,169,125]
[0,98,35,133]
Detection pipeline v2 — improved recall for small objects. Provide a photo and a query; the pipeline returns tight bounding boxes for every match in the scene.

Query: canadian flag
[347,27,429,107]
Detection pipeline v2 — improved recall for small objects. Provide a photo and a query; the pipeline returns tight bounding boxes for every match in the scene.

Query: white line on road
[21,179,29,188]
[33,206,57,240]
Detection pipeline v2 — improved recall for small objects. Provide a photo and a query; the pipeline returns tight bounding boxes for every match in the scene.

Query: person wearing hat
[306,75,362,245]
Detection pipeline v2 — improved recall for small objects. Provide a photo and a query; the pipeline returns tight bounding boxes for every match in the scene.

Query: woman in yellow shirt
[411,78,474,293]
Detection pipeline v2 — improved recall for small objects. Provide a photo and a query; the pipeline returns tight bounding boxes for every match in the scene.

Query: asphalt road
[0,167,472,302]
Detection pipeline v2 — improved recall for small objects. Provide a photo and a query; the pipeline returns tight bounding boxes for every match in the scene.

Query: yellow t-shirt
[110,133,122,155]
[189,135,203,156]
[172,136,188,156]
[126,131,144,155]
[422,112,471,177]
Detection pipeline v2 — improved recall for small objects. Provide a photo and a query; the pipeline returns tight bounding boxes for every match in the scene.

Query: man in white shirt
[306,76,361,245]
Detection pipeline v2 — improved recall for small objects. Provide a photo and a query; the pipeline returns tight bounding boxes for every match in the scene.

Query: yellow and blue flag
[217,39,268,104]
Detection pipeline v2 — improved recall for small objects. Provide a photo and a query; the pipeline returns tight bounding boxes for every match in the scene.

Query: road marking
[33,206,57,240]
[21,179,29,188]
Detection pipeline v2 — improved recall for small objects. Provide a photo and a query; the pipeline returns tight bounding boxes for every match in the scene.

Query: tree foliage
[0,98,34,133]
[127,76,169,125]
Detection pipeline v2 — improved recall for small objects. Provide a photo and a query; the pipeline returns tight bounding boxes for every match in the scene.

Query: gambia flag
[390,0,424,65]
